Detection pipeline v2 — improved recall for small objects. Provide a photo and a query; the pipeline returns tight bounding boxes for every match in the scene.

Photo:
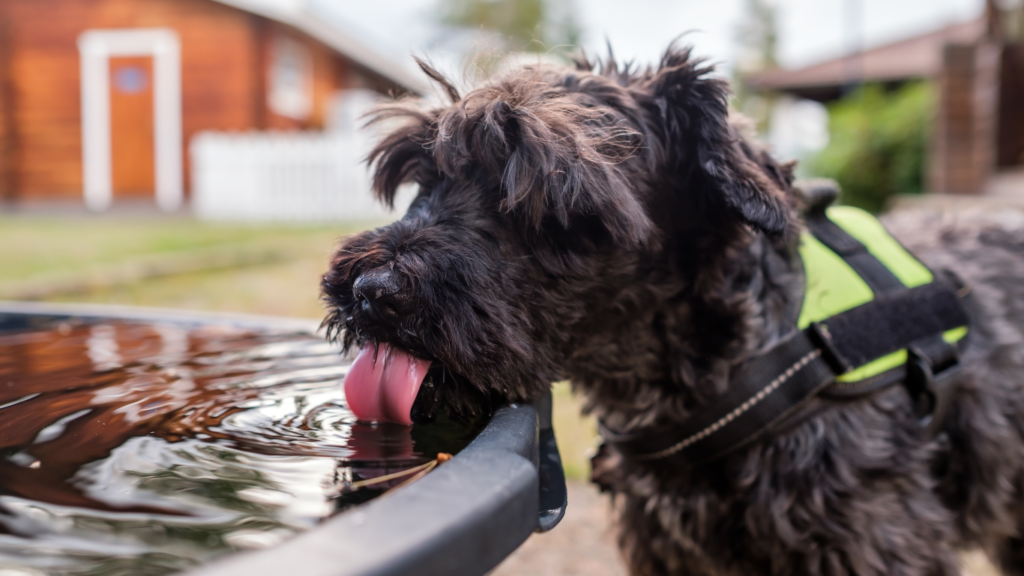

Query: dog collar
[600,200,971,467]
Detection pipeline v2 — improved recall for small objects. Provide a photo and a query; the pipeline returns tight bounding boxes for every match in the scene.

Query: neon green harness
[798,206,968,383]
[602,201,973,466]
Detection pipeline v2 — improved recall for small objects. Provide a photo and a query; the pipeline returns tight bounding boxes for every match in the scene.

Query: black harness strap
[805,212,905,296]
[807,209,967,410]
[602,331,832,463]
[816,281,966,370]
[806,208,964,400]
[602,214,971,467]
[603,282,969,465]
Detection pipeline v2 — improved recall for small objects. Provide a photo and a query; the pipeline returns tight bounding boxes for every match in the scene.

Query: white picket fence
[190,131,405,223]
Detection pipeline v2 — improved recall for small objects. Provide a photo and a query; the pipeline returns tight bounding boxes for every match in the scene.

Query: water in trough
[0,317,480,575]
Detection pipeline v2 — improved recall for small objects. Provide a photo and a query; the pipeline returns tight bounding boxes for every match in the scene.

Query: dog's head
[322,45,795,424]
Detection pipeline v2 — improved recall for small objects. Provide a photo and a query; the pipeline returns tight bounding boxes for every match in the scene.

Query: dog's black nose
[353,267,405,324]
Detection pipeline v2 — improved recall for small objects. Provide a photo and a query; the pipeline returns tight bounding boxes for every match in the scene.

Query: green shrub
[806,82,934,213]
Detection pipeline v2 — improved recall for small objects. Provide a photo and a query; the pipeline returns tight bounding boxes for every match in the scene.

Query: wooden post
[986,0,1003,43]
[930,44,975,193]
[929,42,1001,194]
[973,41,1001,189]
[997,44,1024,167]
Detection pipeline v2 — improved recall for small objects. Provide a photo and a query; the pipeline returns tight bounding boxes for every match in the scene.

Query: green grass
[41,256,335,319]
[0,215,374,316]
[552,382,600,481]
[0,215,361,286]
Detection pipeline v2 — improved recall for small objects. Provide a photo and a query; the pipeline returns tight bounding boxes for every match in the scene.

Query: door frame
[78,28,182,212]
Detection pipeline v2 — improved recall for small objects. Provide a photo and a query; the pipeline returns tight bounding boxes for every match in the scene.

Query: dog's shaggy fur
[321,44,1024,575]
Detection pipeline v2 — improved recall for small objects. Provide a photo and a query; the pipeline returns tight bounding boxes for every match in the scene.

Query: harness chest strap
[601,205,971,466]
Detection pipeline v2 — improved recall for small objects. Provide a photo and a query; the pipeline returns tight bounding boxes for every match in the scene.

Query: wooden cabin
[747,2,1024,195]
[0,0,422,211]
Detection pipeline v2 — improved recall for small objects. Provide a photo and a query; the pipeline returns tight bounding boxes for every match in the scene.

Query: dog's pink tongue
[344,343,431,425]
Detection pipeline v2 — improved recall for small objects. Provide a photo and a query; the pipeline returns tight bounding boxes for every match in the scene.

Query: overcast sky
[308,0,984,78]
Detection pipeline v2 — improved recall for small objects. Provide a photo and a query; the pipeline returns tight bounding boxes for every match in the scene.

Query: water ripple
[0,319,480,575]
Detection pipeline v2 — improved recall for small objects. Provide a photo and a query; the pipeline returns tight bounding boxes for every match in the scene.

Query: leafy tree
[735,0,779,74]
[438,0,581,55]
[806,82,934,213]
[732,0,780,133]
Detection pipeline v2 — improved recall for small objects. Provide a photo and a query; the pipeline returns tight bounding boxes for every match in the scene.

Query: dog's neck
[566,225,804,433]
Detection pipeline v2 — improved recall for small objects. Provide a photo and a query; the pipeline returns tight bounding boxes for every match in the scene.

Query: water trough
[0,302,567,576]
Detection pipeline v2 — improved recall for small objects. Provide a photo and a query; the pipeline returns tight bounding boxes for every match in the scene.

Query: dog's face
[323,48,794,424]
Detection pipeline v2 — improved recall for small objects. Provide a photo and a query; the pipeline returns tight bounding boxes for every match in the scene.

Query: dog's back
[860,207,1024,572]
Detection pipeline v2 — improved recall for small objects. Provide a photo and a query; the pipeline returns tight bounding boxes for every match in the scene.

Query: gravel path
[490,481,1001,576]
[491,480,628,576]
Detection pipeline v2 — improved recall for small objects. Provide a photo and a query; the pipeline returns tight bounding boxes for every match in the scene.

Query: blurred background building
[0,0,1017,219]
[0,0,421,219]
[745,0,1024,208]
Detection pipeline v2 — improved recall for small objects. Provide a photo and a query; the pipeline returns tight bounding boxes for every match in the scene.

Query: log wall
[0,0,365,203]
[0,19,14,203]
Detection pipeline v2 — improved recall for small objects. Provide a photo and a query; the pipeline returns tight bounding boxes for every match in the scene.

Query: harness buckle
[906,343,961,436]
[808,322,851,374]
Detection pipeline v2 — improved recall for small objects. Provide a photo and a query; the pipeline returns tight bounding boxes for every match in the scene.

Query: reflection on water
[0,318,480,575]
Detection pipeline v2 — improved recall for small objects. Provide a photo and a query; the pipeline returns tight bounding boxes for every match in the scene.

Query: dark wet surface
[0,316,481,575]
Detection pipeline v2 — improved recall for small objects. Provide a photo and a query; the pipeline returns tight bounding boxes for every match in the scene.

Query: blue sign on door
[114,66,149,94]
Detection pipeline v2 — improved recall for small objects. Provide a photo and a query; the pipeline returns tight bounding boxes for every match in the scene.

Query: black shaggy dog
[322,43,1024,575]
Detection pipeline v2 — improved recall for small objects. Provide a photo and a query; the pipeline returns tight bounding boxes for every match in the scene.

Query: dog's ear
[433,78,653,247]
[365,59,467,207]
[365,104,442,208]
[651,45,792,235]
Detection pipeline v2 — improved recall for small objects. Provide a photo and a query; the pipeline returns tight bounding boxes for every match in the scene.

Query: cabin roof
[212,0,425,94]
[747,18,985,96]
